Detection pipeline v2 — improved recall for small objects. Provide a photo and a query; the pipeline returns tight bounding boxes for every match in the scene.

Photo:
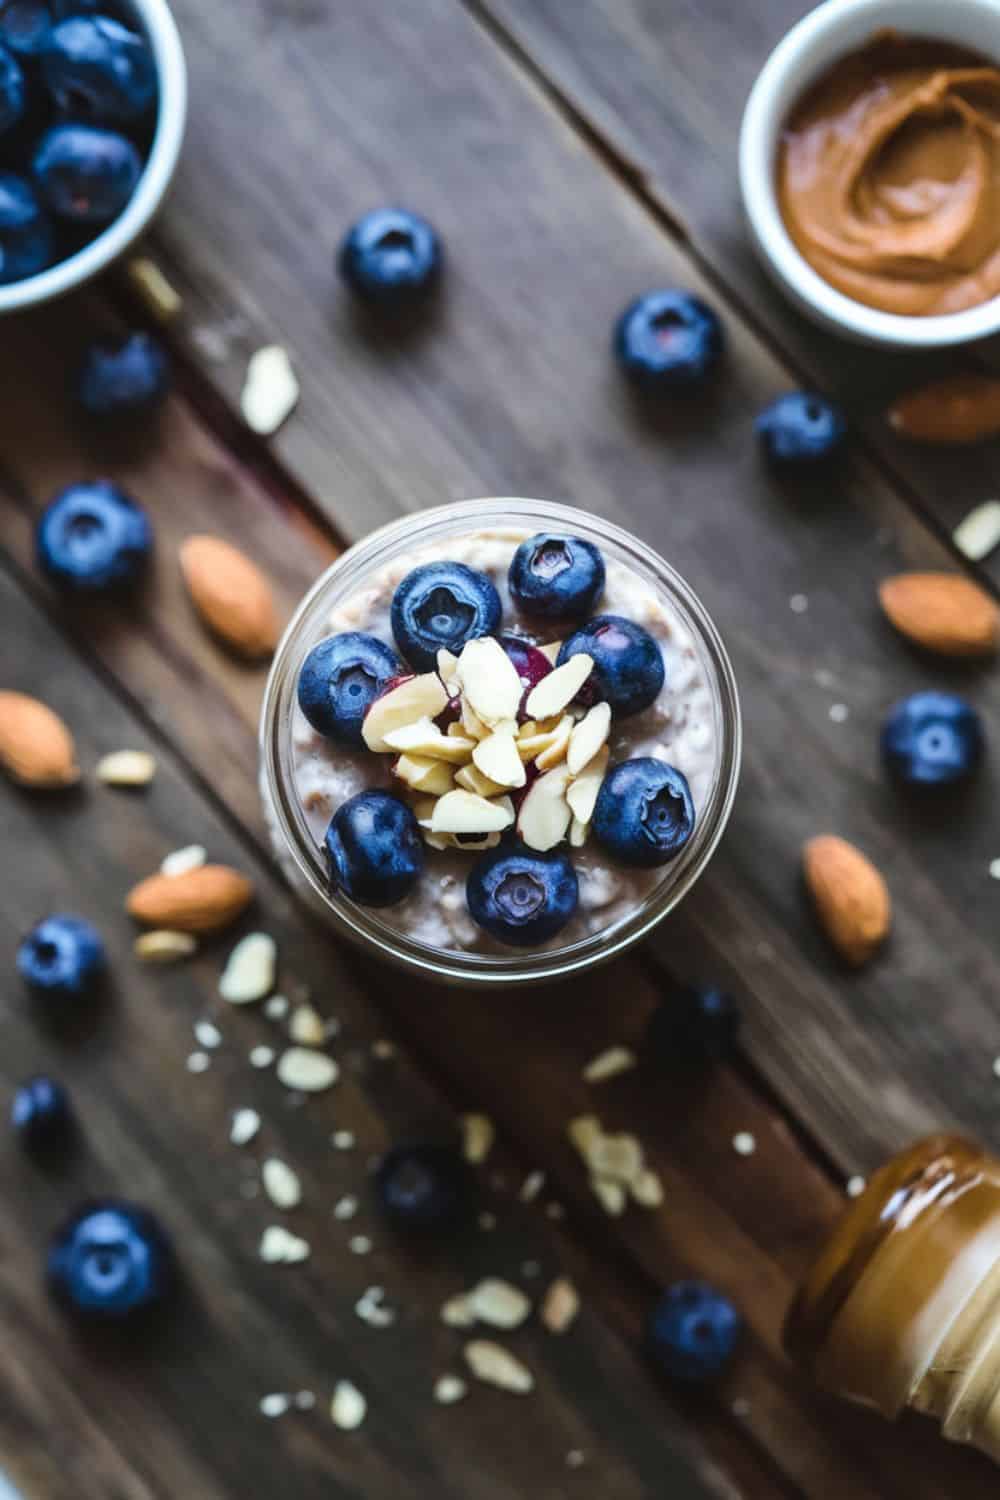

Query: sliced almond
[631,1169,665,1208]
[517,766,572,851]
[567,702,611,775]
[160,843,207,877]
[362,674,448,752]
[460,698,492,740]
[259,1225,310,1264]
[288,1004,326,1047]
[582,1045,637,1083]
[330,1381,366,1430]
[539,641,562,664]
[455,763,508,798]
[472,730,526,789]
[461,1112,495,1164]
[434,1375,468,1405]
[517,716,569,763]
[569,816,588,848]
[468,1278,532,1330]
[464,1341,534,1394]
[133,929,197,963]
[591,1177,627,1216]
[430,790,515,835]
[179,535,279,658]
[394,753,455,796]
[96,749,157,787]
[277,1047,339,1092]
[525,654,593,720]
[441,1293,477,1328]
[437,648,460,689]
[241,344,299,436]
[230,1108,260,1146]
[587,1132,643,1185]
[219,932,276,1003]
[127,864,253,933]
[567,1115,601,1152]
[541,1277,579,1334]
[0,692,79,788]
[262,1158,302,1209]
[566,746,609,824]
[383,718,475,763]
[455,637,523,726]
[534,715,575,772]
[954,501,1000,563]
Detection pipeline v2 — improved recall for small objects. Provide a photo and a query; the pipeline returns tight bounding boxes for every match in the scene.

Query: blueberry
[33,121,141,223]
[0,43,25,134]
[36,480,152,591]
[647,1282,741,1383]
[645,986,740,1068]
[325,790,424,907]
[614,289,724,391]
[881,690,983,787]
[756,391,846,467]
[298,632,401,748]
[466,841,578,947]
[508,533,605,622]
[374,1143,470,1231]
[593,758,695,867]
[11,1074,72,1151]
[17,914,105,1001]
[47,1200,174,1319]
[557,615,664,718]
[41,15,155,123]
[0,170,51,281]
[76,331,169,420]
[500,633,553,718]
[1,0,98,58]
[391,561,502,672]
[339,207,441,303]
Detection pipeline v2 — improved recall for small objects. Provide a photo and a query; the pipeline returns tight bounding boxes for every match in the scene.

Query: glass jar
[259,497,741,986]
[785,1134,1000,1464]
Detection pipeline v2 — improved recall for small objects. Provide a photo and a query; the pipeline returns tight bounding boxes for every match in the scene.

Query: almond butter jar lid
[258,498,742,988]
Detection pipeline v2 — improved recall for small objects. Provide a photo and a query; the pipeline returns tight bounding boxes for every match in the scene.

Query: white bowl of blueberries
[0,0,186,312]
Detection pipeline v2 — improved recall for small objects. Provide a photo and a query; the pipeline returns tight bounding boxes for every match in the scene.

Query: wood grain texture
[465,0,1000,573]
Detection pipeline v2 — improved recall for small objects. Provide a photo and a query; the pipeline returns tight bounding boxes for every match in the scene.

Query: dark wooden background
[2,1,999,1495]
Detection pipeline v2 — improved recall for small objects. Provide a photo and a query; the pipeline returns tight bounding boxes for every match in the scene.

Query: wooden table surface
[2,1,1000,1495]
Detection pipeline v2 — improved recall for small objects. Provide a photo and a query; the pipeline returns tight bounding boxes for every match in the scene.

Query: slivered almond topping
[362,674,448,752]
[461,1113,495,1164]
[541,1277,579,1334]
[567,702,611,775]
[566,745,608,824]
[567,1115,601,1152]
[460,698,492,740]
[582,1045,636,1083]
[538,642,562,664]
[383,718,475,763]
[96,749,156,786]
[630,1169,664,1208]
[430,790,514,835]
[534,715,575,772]
[473,730,526,789]
[0,692,79,788]
[464,1341,534,1394]
[393,753,455,796]
[437,648,460,689]
[516,717,570,763]
[127,865,253,933]
[455,763,507,798]
[587,1132,644,1185]
[455,638,523,725]
[525,653,593,720]
[468,1278,532,1330]
[591,1177,627,1216]
[517,766,572,851]
[569,816,588,848]
[219,932,276,1003]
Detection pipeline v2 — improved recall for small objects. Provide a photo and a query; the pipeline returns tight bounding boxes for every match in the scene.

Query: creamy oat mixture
[290,529,721,954]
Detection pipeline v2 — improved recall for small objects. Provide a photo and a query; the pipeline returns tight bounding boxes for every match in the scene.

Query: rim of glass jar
[260,498,742,987]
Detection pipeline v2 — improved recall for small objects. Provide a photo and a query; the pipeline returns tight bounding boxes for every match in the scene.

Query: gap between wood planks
[453,0,1000,598]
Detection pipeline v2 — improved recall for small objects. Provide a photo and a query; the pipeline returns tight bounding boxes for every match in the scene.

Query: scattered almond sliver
[288,1004,326,1047]
[133,929,197,963]
[259,1225,310,1264]
[567,1114,660,1216]
[363,674,449,752]
[441,1293,477,1328]
[954,500,1000,562]
[541,1277,579,1334]
[262,1158,302,1209]
[160,843,207,877]
[384,717,476,763]
[582,1045,637,1083]
[525,653,593,720]
[467,1278,532,1330]
[276,1048,339,1093]
[566,746,608,825]
[434,1375,468,1405]
[455,637,523,726]
[219,932,277,1004]
[430,790,514,835]
[464,1340,534,1394]
[330,1381,367,1430]
[472,729,526,789]
[591,1177,627,1216]
[241,344,299,436]
[567,702,611,775]
[96,749,156,786]
[517,766,572,852]
[461,1112,495,1164]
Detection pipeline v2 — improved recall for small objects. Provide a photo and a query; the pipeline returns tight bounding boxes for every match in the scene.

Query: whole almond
[878,574,999,657]
[126,864,253,932]
[888,375,1000,445]
[0,691,79,787]
[179,535,279,658]
[803,836,890,967]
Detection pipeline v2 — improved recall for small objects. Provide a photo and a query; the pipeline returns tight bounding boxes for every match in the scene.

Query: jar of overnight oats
[785,1135,1000,1465]
[259,497,741,986]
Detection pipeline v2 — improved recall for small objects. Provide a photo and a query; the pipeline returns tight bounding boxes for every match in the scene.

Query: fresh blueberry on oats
[374,1143,469,1230]
[17,914,105,1002]
[647,1282,741,1383]
[756,391,846,467]
[0,171,52,282]
[645,986,740,1068]
[76,331,170,420]
[391,560,502,672]
[508,533,605,621]
[614,289,724,391]
[500,633,553,717]
[48,1200,174,1319]
[298,632,402,748]
[0,43,25,134]
[466,841,578,947]
[1,0,98,58]
[593,759,694,867]
[11,1074,72,1152]
[881,690,983,787]
[41,14,155,122]
[325,790,424,906]
[558,615,664,718]
[338,207,441,303]
[33,121,141,223]
[36,480,152,591]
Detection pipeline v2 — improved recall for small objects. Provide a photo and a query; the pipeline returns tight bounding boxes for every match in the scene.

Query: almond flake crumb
[186,1051,210,1074]
[591,1177,626,1216]
[241,344,299,436]
[631,1169,665,1208]
[461,1113,495,1164]
[96,749,156,787]
[355,1286,395,1328]
[295,1390,316,1410]
[478,1211,497,1232]
[434,1375,468,1405]
[464,1340,534,1394]
[372,1038,396,1060]
[349,1235,372,1256]
[250,1045,276,1069]
[828,703,849,724]
[126,255,182,321]
[954,500,1000,562]
[582,1045,637,1084]
[468,1278,532,1330]
[194,1019,222,1049]
[259,1393,290,1418]
[133,929,197,964]
[789,594,809,614]
[277,1048,339,1092]
[541,1277,579,1334]
[259,1225,310,1264]
[220,933,277,1004]
[230,1108,260,1146]
[330,1380,367,1430]
[519,1170,545,1203]
[333,1194,358,1221]
[441,1293,476,1328]
[265,994,290,1020]
[732,1131,756,1157]
[288,1005,326,1047]
[262,1158,302,1209]
[846,1175,866,1199]
[332,1130,355,1150]
[566,1450,586,1469]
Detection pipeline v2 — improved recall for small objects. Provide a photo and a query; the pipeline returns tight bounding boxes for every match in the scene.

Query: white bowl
[0,0,187,315]
[739,0,1000,349]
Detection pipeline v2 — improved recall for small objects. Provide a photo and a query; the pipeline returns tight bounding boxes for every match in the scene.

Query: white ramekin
[0,0,187,315]
[739,0,1000,349]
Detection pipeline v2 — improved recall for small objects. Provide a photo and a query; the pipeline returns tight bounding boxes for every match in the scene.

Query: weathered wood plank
[463,0,1000,576]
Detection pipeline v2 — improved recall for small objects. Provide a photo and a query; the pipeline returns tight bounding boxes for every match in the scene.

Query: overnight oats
[260,499,740,985]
